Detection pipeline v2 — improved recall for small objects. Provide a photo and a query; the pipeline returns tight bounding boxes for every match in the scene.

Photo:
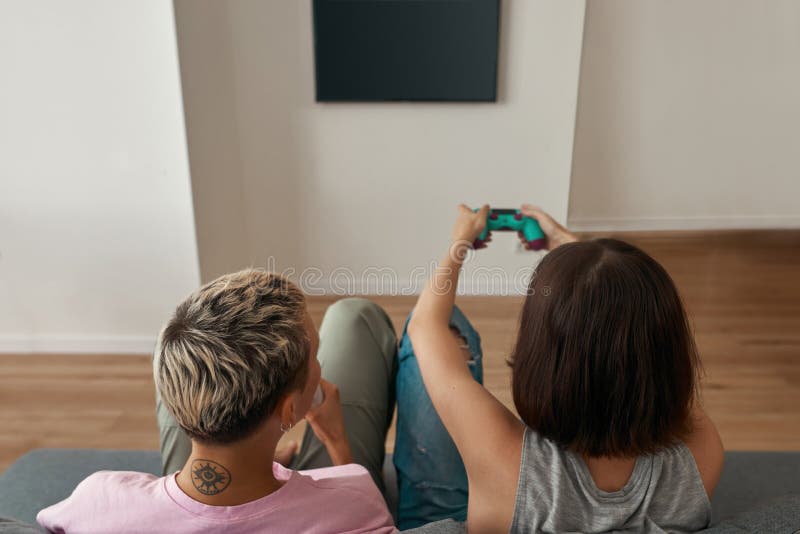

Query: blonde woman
[38,271,399,533]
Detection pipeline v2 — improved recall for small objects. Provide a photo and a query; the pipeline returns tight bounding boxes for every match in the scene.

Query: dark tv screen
[313,0,500,102]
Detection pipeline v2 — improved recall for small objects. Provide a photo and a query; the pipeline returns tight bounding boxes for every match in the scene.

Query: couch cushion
[710,451,800,523]
[404,519,466,534]
[2,449,799,530]
[702,494,800,533]
[0,517,46,534]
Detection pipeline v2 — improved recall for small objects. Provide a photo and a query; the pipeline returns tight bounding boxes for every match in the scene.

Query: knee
[325,298,397,343]
[328,297,380,318]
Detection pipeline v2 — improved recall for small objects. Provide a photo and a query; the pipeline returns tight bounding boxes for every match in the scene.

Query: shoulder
[470,427,546,530]
[297,463,383,499]
[520,427,568,469]
[681,409,725,499]
[652,438,720,512]
[67,470,161,495]
[516,427,579,495]
[645,442,716,528]
[60,470,165,510]
[289,465,395,532]
[297,462,371,481]
[37,471,165,531]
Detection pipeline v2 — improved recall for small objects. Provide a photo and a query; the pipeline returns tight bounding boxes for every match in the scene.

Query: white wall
[569,0,800,231]
[0,0,200,353]
[176,0,586,295]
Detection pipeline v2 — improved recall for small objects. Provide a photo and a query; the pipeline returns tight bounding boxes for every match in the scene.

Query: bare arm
[407,205,523,531]
[684,405,725,499]
[306,379,353,465]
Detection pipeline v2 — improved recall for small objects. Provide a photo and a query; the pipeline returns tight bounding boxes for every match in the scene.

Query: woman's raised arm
[406,204,524,531]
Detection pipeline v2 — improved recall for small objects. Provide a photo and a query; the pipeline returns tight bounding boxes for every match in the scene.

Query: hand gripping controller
[474,208,547,250]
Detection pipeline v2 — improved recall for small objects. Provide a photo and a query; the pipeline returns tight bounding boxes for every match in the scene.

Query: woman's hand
[519,204,578,250]
[453,204,491,249]
[305,379,353,465]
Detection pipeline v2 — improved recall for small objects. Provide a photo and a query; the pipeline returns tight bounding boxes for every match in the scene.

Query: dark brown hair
[510,238,700,457]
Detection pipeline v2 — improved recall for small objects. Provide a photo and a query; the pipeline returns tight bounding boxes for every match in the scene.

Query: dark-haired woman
[395,204,724,533]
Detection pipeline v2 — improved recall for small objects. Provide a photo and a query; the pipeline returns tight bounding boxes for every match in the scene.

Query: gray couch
[0,449,798,533]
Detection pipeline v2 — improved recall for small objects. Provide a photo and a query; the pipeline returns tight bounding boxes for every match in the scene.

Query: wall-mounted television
[313,0,500,102]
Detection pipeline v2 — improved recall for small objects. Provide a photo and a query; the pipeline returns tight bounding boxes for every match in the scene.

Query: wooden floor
[1,230,799,473]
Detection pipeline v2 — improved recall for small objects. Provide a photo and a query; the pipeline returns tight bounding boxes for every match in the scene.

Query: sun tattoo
[191,459,231,495]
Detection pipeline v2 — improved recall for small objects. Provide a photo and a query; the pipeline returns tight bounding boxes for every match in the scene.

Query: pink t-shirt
[37,462,397,533]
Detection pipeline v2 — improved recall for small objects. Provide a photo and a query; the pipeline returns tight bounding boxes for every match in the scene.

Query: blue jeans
[394,306,484,530]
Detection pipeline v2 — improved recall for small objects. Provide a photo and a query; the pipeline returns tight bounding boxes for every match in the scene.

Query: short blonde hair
[154,269,309,444]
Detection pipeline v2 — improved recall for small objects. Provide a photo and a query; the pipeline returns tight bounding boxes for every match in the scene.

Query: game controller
[474,208,547,250]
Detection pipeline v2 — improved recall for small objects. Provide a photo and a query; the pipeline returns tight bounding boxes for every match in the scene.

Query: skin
[176,308,353,505]
[408,204,725,533]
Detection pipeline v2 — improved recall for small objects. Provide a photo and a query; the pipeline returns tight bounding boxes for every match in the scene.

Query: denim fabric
[393,306,483,530]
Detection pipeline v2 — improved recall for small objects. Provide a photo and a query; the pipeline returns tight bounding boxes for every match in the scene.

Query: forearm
[306,379,355,466]
[325,437,353,466]
[406,241,475,384]
[410,241,469,329]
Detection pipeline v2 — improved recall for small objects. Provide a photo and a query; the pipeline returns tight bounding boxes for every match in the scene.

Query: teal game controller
[475,208,547,250]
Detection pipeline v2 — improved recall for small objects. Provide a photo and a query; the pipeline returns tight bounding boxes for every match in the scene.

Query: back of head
[154,269,309,445]
[511,238,700,457]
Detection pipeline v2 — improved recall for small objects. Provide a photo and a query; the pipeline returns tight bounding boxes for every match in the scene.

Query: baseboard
[0,334,155,355]
[567,215,800,232]
[299,275,534,298]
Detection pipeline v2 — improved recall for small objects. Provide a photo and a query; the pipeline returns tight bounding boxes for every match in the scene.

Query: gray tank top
[511,427,711,533]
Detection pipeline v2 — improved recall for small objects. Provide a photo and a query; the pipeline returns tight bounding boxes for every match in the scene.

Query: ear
[276,390,298,429]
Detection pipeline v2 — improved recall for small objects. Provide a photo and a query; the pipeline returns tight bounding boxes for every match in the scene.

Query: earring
[280,421,293,433]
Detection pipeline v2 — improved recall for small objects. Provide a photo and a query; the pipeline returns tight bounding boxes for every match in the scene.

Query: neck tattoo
[191,459,232,495]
